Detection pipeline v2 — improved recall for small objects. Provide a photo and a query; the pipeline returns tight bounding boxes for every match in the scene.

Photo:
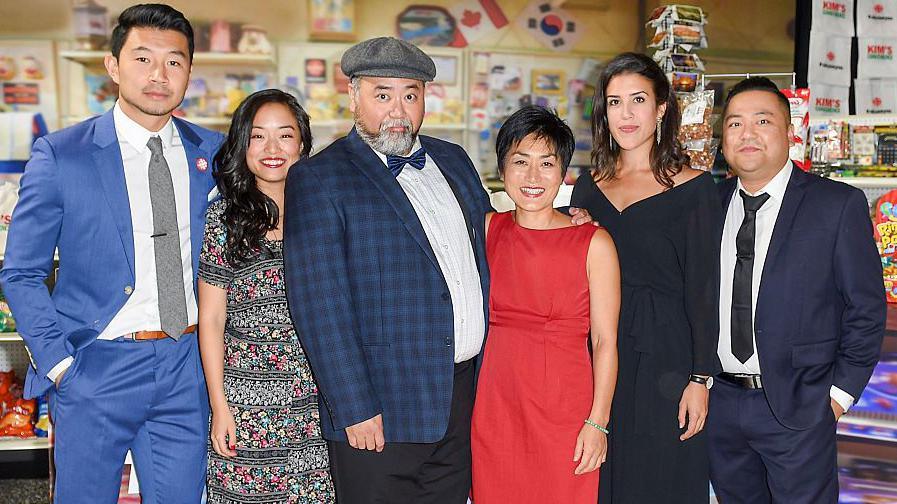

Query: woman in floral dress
[198,89,335,503]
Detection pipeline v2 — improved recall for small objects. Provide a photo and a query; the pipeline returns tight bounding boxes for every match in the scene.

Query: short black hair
[722,77,791,120]
[110,4,194,62]
[496,105,575,177]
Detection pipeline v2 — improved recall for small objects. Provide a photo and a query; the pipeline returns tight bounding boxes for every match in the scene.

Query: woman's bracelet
[584,418,609,435]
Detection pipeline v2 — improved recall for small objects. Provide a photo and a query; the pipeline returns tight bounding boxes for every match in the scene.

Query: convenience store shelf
[0,332,21,342]
[0,437,50,451]
[838,415,897,445]
[60,50,276,67]
[834,177,897,189]
[810,114,897,126]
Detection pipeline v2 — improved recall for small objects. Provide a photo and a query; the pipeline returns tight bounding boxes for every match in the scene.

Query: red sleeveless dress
[471,212,600,503]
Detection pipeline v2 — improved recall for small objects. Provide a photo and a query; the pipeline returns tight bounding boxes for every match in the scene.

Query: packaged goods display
[646,4,708,92]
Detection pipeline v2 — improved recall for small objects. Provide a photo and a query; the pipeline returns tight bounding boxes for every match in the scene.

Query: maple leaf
[462,9,482,28]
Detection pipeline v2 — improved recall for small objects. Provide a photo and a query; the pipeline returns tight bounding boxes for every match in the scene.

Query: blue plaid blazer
[283,128,491,443]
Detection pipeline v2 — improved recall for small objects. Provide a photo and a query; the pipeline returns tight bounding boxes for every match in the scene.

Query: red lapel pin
[196,157,208,172]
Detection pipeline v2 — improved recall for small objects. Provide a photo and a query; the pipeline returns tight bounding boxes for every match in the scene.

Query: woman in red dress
[471,106,620,503]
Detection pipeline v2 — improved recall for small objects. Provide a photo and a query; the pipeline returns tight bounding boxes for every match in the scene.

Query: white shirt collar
[369,137,424,168]
[736,160,792,202]
[113,101,175,152]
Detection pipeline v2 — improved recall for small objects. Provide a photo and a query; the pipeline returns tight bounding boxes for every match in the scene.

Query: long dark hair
[590,52,688,188]
[213,89,312,265]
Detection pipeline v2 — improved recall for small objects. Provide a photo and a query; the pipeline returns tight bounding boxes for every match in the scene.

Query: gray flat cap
[341,37,436,82]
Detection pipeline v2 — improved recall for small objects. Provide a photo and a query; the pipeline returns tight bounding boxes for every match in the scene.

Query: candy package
[781,88,810,171]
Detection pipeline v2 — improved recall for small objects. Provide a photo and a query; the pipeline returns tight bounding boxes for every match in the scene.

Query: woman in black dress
[571,53,721,503]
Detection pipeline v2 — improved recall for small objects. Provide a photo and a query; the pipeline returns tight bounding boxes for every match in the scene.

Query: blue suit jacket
[718,166,885,429]
[0,109,224,398]
[283,128,491,443]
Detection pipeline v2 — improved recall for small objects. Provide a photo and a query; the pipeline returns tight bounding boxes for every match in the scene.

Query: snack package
[826,120,849,162]
[649,25,707,49]
[874,190,897,302]
[0,398,36,438]
[0,370,20,414]
[647,4,707,26]
[677,90,717,170]
[33,395,49,437]
[670,71,700,92]
[654,49,705,73]
[780,88,810,171]
[852,125,876,166]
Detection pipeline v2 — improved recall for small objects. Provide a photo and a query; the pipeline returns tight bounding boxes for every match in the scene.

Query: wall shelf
[0,437,50,451]
[60,50,276,67]
[0,333,21,343]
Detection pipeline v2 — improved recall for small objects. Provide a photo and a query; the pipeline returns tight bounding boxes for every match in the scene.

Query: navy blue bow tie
[386,148,426,177]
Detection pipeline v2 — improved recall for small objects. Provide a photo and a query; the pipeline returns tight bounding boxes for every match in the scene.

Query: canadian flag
[449,0,509,47]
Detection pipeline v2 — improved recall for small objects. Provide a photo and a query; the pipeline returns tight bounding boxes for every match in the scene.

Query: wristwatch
[689,374,713,390]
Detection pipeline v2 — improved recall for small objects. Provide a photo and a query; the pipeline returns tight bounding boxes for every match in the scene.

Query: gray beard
[355,117,416,156]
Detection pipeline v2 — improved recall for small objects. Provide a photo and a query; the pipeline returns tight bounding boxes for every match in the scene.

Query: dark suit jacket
[0,109,223,398]
[283,128,491,443]
[718,165,885,430]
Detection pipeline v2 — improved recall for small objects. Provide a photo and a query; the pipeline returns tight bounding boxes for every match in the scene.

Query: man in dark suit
[0,5,222,503]
[282,37,489,503]
[707,77,885,503]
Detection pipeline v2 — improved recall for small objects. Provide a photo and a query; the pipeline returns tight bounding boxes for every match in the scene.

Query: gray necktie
[147,136,188,339]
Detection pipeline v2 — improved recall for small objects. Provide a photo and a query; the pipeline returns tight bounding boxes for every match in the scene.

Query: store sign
[809,81,849,116]
[855,78,897,114]
[808,30,853,86]
[858,0,897,37]
[813,0,855,35]
[859,37,897,78]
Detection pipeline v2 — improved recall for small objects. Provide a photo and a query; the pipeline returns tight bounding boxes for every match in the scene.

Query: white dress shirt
[48,103,197,381]
[371,140,485,363]
[718,161,854,411]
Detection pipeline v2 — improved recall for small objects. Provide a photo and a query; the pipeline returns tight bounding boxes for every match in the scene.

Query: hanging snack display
[677,90,717,171]
[647,5,708,93]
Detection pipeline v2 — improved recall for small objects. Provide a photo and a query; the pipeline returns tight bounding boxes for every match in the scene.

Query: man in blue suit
[0,5,222,503]
[707,77,885,503]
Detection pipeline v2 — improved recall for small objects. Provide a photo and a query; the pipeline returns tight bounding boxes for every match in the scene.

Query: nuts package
[677,90,717,170]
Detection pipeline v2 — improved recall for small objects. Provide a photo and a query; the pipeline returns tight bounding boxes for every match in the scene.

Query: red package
[0,398,36,438]
[874,190,897,303]
[781,88,811,171]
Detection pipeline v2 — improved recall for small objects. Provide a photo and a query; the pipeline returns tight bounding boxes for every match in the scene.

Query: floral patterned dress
[199,199,335,504]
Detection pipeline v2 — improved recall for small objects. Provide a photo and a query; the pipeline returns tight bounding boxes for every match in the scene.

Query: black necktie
[731,190,770,363]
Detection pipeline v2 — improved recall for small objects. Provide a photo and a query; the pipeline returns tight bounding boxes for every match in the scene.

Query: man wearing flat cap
[284,37,591,501]
[282,36,489,502]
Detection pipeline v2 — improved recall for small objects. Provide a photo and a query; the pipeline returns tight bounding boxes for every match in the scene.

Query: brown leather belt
[124,325,197,341]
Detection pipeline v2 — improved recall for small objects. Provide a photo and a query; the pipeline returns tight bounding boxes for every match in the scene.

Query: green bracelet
[584,419,609,435]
